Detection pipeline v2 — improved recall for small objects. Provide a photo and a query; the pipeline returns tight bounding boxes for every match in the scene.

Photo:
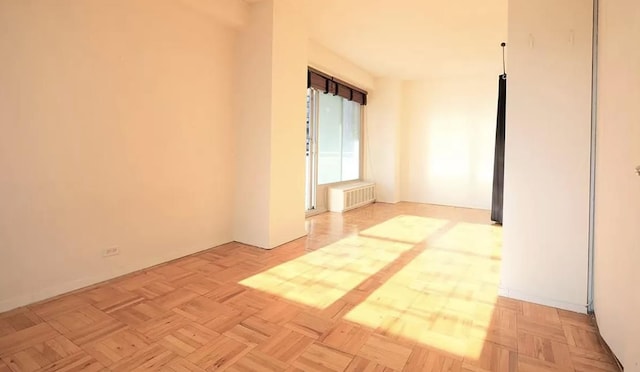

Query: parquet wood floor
[0,203,620,371]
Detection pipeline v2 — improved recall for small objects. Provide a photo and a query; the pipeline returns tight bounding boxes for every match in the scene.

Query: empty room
[0,0,638,371]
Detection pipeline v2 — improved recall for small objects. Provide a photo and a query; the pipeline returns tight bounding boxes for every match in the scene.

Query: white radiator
[328,182,376,212]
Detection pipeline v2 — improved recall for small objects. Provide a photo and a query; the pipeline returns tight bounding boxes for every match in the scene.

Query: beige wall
[233,0,274,248]
[594,0,640,369]
[308,40,375,93]
[502,0,593,312]
[268,0,308,247]
[0,0,237,311]
[179,0,249,28]
[233,0,307,248]
[365,78,403,203]
[364,73,500,208]
[401,76,498,209]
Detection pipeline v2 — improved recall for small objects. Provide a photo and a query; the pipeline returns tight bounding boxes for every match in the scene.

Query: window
[305,68,367,211]
[317,93,361,184]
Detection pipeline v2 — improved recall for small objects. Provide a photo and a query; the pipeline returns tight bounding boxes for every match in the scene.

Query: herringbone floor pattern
[0,203,619,371]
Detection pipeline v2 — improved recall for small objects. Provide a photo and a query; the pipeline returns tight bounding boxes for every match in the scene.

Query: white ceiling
[306,0,508,79]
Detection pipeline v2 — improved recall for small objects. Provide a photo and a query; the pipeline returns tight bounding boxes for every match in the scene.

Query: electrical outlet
[102,247,120,257]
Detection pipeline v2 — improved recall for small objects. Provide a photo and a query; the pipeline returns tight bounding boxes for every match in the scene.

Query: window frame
[311,87,365,186]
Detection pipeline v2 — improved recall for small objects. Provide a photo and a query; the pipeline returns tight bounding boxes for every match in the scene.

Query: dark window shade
[307,68,367,105]
[308,71,328,92]
[351,90,366,106]
[336,84,351,99]
[327,80,338,95]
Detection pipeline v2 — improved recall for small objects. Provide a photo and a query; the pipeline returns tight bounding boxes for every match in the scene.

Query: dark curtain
[491,74,507,224]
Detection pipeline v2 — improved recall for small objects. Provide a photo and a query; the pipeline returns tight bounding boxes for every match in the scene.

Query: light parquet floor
[0,203,620,371]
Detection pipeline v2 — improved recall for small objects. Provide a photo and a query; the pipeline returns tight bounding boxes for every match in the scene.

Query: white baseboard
[0,242,231,313]
[0,272,127,313]
[305,208,327,217]
[499,286,588,314]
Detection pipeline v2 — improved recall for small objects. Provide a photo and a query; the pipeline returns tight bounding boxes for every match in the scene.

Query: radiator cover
[328,182,376,212]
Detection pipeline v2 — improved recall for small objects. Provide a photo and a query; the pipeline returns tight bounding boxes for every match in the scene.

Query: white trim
[326,180,375,191]
[305,208,327,218]
[499,286,588,314]
[587,0,599,314]
[0,242,230,312]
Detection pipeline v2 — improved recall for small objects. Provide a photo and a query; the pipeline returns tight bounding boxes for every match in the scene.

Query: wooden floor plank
[82,329,150,367]
[405,345,462,372]
[186,333,251,370]
[224,315,283,347]
[0,308,44,338]
[0,360,10,372]
[29,296,89,321]
[0,203,621,372]
[226,349,289,372]
[165,357,207,372]
[358,333,413,370]
[38,352,107,372]
[292,342,353,372]
[517,331,574,370]
[321,321,370,355]
[0,323,60,357]
[1,335,79,371]
[158,323,220,358]
[462,341,518,372]
[284,311,333,340]
[257,328,314,363]
[109,344,174,371]
[77,285,145,314]
[345,355,395,372]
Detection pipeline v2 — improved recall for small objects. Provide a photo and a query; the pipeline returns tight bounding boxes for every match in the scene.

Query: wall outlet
[102,247,120,257]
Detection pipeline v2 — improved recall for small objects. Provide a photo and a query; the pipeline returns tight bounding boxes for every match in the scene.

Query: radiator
[328,182,376,212]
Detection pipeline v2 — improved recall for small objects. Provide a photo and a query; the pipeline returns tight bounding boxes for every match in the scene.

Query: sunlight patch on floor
[359,214,449,244]
[239,216,449,309]
[345,222,502,359]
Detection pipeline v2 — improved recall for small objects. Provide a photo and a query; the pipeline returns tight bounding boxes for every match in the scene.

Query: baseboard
[305,208,327,217]
[0,274,118,313]
[233,229,308,250]
[398,199,491,211]
[499,286,588,314]
[0,241,232,313]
